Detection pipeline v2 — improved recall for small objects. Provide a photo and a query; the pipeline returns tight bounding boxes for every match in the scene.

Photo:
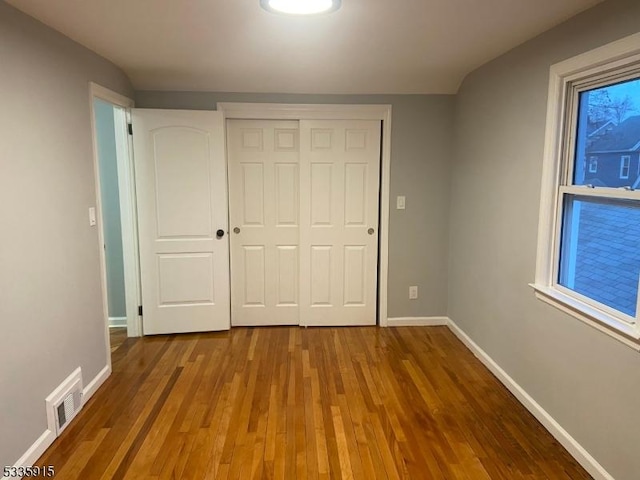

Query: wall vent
[45,367,84,437]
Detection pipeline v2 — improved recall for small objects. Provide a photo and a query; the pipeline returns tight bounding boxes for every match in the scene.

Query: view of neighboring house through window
[559,75,640,321]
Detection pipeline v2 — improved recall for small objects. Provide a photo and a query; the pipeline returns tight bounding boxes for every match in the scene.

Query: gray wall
[8,0,639,475]
[0,2,133,467]
[94,99,127,319]
[449,0,640,478]
[136,92,455,319]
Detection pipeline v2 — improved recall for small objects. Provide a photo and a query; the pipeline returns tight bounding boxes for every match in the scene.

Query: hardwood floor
[109,327,128,353]
[37,327,592,479]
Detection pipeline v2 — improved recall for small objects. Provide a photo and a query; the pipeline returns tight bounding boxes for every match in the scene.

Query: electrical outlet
[409,286,418,299]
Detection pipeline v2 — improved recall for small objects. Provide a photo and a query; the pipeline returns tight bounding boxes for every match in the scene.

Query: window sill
[529,284,640,351]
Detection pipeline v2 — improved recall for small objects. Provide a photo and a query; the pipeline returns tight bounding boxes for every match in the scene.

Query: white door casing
[89,83,136,378]
[227,120,300,326]
[300,120,381,326]
[218,103,392,327]
[133,109,230,334]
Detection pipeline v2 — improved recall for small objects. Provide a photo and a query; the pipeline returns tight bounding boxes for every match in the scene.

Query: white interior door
[300,120,381,326]
[227,120,300,326]
[133,109,230,334]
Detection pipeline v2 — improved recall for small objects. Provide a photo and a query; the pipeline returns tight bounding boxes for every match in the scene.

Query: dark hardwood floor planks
[35,326,594,479]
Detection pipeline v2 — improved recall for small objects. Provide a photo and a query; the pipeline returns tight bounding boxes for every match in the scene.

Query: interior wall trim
[387,316,449,326]
[4,363,111,479]
[88,82,137,378]
[447,318,614,480]
[1,430,55,480]
[218,102,393,327]
[108,317,127,327]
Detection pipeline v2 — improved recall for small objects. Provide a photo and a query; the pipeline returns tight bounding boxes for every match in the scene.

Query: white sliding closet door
[300,120,381,326]
[227,118,381,327]
[227,120,300,326]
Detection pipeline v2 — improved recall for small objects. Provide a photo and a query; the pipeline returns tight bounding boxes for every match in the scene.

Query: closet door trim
[218,103,392,327]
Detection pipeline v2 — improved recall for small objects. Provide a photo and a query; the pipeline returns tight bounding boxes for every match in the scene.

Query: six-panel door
[227,120,301,326]
[300,120,381,326]
[227,119,381,327]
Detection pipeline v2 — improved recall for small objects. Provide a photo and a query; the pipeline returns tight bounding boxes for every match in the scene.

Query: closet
[227,119,382,326]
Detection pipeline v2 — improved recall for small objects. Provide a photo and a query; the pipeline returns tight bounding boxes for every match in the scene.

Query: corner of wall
[446,318,614,480]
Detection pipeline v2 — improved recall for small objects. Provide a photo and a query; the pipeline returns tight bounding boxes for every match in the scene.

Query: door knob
[368,228,375,235]
[216,229,225,238]
[233,227,241,234]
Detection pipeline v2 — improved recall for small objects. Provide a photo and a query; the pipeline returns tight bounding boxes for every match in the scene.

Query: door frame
[89,82,141,364]
[218,103,392,327]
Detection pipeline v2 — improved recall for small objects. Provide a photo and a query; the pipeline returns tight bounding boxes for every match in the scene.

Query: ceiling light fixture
[260,0,342,16]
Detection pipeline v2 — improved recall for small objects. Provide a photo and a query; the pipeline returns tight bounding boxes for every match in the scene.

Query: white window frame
[532,32,640,351]
[588,156,598,173]
[620,155,631,179]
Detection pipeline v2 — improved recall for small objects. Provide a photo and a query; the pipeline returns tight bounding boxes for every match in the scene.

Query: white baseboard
[387,316,449,327]
[447,319,614,480]
[3,363,111,480]
[83,364,111,406]
[1,429,56,480]
[109,317,127,328]
[5,322,613,480]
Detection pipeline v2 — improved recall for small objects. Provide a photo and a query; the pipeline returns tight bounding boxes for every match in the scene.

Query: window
[620,155,631,179]
[535,33,640,348]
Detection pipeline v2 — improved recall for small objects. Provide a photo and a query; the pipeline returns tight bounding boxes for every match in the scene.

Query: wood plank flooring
[110,327,128,353]
[36,327,592,479]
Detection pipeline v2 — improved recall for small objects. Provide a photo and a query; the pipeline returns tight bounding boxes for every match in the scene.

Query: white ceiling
[7,0,604,94]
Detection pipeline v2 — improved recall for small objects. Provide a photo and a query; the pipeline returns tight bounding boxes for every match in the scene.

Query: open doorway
[89,84,140,362]
[95,98,127,347]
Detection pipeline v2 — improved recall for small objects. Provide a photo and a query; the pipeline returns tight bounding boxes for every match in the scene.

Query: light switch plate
[89,207,97,226]
[397,196,406,210]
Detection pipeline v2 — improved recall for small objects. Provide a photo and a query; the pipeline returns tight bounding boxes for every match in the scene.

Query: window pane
[574,78,640,187]
[559,195,640,317]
